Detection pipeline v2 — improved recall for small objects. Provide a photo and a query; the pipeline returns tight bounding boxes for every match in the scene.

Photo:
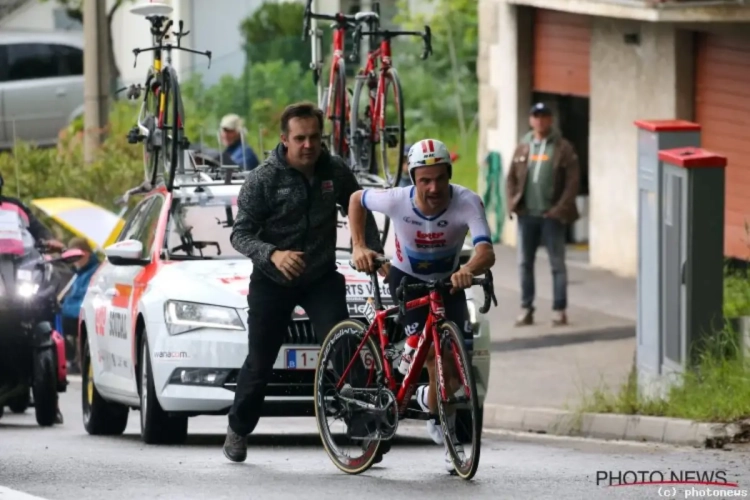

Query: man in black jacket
[223,102,383,462]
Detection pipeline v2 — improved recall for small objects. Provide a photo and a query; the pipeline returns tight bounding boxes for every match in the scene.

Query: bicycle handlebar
[350,256,498,317]
[351,25,433,62]
[395,269,498,318]
[302,0,359,42]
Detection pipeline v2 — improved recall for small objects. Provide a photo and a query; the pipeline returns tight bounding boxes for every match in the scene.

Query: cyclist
[347,138,496,472]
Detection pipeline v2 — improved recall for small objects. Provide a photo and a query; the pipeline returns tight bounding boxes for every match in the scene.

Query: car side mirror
[104,239,150,266]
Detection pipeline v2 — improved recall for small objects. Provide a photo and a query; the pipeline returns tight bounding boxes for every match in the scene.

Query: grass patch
[579,326,750,423]
[724,268,750,318]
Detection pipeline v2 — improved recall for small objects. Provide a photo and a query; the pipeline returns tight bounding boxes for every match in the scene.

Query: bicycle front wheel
[314,319,386,475]
[142,70,161,186]
[435,320,481,480]
[161,68,186,191]
[378,68,405,187]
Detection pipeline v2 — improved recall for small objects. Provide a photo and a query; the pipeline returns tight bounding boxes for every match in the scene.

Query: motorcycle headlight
[466,299,477,324]
[17,281,39,298]
[164,300,244,335]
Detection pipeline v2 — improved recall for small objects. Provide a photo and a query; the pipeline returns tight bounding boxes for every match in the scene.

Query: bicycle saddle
[355,11,379,21]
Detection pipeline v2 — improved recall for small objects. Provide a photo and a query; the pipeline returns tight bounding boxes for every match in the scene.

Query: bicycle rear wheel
[350,74,374,174]
[435,320,481,480]
[314,319,388,475]
[328,61,349,159]
[377,68,405,187]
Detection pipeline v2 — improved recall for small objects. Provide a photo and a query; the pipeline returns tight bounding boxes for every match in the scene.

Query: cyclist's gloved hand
[450,267,474,294]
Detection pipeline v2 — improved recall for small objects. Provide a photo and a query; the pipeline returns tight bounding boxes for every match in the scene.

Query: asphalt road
[1,386,750,500]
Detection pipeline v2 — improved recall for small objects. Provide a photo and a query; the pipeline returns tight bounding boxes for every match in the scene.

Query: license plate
[285,348,318,369]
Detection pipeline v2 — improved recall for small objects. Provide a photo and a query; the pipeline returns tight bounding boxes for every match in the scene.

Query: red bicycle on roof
[302,0,377,159]
[348,9,432,187]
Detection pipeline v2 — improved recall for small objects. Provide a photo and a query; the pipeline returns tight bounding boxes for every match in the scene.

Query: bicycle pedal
[404,408,431,421]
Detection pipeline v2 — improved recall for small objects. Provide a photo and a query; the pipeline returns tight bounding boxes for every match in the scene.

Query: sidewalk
[483,244,636,411]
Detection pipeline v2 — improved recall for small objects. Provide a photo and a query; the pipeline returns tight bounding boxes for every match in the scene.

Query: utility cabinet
[634,120,701,397]
[658,147,726,377]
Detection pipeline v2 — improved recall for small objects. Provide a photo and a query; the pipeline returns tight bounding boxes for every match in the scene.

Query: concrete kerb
[483,404,746,448]
[62,376,746,448]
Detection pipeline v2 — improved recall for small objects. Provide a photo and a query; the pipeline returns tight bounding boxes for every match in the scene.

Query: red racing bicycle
[302,0,378,158]
[314,257,497,480]
[348,14,432,187]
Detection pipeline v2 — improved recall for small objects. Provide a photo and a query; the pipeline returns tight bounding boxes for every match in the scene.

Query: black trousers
[228,269,349,436]
[61,316,79,364]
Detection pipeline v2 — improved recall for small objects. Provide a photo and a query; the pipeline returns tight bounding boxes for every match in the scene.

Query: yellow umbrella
[30,198,125,250]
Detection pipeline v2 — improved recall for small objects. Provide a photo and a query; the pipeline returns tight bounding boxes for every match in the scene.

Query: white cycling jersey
[361,185,492,281]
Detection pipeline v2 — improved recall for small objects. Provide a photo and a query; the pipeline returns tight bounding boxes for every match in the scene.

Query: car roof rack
[172,149,247,188]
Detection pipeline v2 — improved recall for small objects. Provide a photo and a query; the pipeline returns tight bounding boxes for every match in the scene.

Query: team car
[78,167,491,444]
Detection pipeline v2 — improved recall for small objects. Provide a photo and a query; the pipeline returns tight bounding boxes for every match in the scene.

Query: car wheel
[32,347,59,427]
[140,332,188,444]
[455,406,484,444]
[81,338,129,435]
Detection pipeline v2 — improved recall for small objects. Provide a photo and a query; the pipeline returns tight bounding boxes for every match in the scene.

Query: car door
[97,197,155,394]
[108,194,165,391]
[51,43,84,126]
[3,43,70,145]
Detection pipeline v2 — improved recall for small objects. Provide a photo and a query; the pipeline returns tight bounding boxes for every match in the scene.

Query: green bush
[0,100,144,212]
[724,270,750,318]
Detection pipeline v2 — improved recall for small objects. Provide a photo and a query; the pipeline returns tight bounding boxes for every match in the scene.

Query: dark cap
[530,102,552,116]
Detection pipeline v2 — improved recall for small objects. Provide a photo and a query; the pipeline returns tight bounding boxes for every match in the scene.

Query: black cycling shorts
[387,266,473,343]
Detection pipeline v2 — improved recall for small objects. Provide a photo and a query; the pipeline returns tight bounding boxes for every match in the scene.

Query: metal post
[83,0,110,164]
[310,0,324,108]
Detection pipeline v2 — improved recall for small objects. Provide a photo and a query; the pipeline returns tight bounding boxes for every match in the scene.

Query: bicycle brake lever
[132,48,140,68]
[206,51,212,69]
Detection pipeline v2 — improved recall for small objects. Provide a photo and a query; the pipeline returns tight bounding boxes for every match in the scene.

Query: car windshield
[165,192,244,260]
[163,188,390,260]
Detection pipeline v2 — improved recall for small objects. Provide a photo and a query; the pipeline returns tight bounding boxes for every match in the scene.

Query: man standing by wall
[506,103,580,327]
[222,102,384,463]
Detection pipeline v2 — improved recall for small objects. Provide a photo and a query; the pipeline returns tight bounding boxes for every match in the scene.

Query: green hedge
[0,101,144,212]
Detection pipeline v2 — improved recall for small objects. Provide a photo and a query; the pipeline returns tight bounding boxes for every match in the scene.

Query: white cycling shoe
[416,385,444,445]
[416,385,467,473]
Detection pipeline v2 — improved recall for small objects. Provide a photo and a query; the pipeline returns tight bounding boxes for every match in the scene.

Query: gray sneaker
[222,425,247,462]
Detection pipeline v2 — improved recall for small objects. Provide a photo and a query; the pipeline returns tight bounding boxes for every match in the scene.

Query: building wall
[477,0,695,277]
[588,19,693,276]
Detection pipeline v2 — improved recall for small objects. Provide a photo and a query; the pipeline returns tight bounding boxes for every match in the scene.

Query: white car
[78,172,491,444]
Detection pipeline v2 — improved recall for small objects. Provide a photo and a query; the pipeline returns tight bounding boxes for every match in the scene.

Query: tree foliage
[392,0,478,142]
[239,2,308,69]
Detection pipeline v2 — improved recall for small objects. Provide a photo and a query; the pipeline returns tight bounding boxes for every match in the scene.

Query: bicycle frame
[358,38,393,146]
[335,286,448,417]
[326,19,348,128]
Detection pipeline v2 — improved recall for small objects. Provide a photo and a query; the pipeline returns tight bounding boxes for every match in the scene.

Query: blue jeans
[517,215,567,311]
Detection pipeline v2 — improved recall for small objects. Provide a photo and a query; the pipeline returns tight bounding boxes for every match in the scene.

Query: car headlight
[466,299,477,324]
[164,300,244,335]
[17,281,39,298]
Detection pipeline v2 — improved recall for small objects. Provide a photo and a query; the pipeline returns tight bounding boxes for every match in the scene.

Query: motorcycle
[0,241,84,426]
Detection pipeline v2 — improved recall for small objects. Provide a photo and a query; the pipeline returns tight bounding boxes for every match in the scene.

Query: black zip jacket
[230,143,383,287]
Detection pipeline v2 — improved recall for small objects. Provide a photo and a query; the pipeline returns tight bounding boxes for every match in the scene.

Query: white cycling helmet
[407,139,453,183]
